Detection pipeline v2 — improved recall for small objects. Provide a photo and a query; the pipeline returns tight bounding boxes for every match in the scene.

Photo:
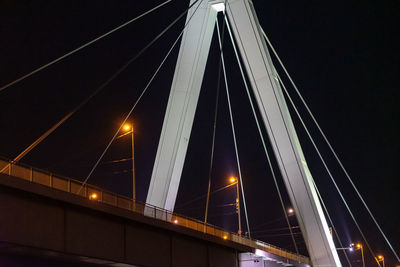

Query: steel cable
[224,16,298,253]
[204,0,228,225]
[0,0,172,93]
[1,0,199,173]
[78,0,203,193]
[312,178,352,266]
[216,18,251,237]
[178,183,236,210]
[261,27,400,263]
[204,26,221,226]
[277,71,373,265]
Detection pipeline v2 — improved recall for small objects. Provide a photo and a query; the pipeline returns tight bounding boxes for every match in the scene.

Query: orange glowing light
[89,193,98,200]
[123,124,131,131]
[229,177,237,183]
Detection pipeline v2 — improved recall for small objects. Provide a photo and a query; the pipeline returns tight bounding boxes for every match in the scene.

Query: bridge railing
[0,157,310,265]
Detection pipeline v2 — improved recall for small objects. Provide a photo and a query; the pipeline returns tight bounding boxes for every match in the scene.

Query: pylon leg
[226,0,341,265]
[146,0,218,211]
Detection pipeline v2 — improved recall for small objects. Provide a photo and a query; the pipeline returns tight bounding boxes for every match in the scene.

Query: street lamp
[229,176,241,235]
[337,244,354,251]
[350,243,365,267]
[376,255,385,267]
[122,123,136,202]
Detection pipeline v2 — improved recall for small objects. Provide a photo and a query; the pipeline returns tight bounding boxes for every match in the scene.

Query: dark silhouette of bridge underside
[0,159,309,266]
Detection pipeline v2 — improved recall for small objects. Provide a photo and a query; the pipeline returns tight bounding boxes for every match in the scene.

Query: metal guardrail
[0,157,310,265]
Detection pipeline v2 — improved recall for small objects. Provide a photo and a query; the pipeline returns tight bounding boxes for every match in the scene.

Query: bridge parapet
[0,157,310,265]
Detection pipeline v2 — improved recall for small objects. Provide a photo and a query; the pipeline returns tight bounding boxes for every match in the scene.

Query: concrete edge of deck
[0,158,310,265]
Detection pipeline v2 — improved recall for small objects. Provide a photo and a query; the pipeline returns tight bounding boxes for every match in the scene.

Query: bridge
[0,0,399,266]
[0,158,309,266]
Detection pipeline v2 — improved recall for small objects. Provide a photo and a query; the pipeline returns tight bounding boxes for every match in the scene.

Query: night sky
[1,0,399,266]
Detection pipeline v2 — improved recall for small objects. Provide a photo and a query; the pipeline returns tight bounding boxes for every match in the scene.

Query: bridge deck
[0,158,310,265]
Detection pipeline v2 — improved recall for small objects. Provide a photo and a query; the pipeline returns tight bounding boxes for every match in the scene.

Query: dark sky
[0,0,399,266]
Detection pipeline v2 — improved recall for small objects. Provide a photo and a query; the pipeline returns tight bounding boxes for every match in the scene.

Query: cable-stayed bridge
[0,0,398,266]
[0,158,310,266]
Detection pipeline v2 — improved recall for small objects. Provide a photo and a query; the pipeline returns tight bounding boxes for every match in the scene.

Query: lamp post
[229,176,241,235]
[349,243,365,267]
[355,243,365,267]
[122,123,135,202]
[89,193,98,200]
[376,255,385,267]
[288,208,294,215]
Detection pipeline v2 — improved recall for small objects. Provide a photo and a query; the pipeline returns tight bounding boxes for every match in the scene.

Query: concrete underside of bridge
[0,173,307,267]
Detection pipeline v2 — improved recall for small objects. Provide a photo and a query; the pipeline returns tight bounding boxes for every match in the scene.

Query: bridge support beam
[146,0,218,211]
[225,1,341,266]
[147,0,341,266]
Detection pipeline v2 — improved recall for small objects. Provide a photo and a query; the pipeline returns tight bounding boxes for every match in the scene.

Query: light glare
[212,3,225,12]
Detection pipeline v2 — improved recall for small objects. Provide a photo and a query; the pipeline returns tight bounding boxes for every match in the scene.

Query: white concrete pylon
[146,0,218,211]
[146,0,341,266]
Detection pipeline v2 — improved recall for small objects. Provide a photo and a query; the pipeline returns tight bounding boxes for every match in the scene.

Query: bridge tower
[146,0,341,265]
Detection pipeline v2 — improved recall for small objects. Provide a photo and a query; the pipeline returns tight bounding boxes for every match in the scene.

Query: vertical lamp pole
[354,243,365,267]
[131,124,135,202]
[376,255,384,267]
[123,123,135,202]
[230,176,241,235]
[359,244,365,267]
[350,243,365,267]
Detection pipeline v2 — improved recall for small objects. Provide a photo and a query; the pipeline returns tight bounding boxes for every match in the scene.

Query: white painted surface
[146,0,217,211]
[226,1,340,265]
[147,0,341,265]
